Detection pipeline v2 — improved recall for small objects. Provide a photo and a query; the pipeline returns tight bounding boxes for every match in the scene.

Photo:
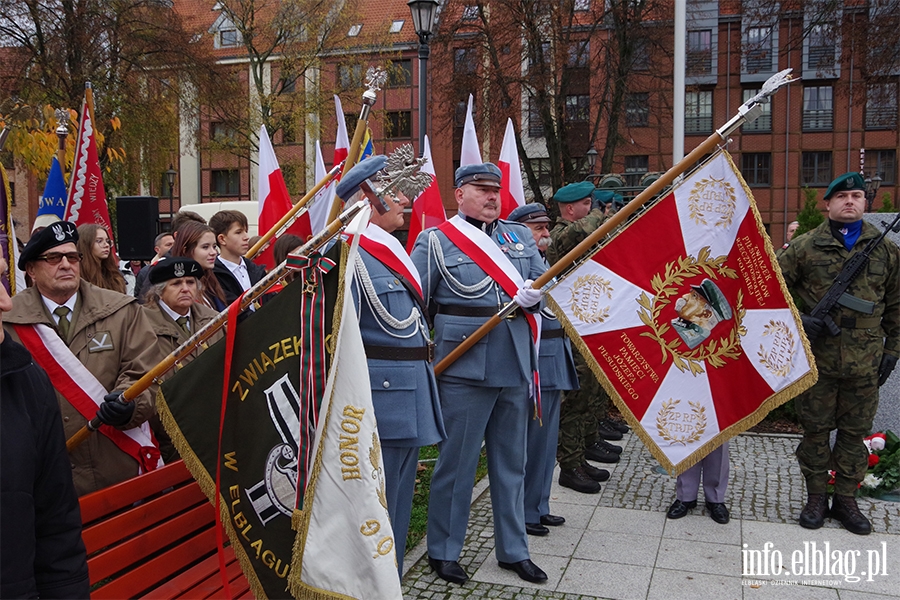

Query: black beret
[149,257,204,284]
[18,221,78,270]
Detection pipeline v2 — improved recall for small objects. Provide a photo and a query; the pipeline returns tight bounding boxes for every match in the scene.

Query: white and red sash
[438,216,543,416]
[438,215,540,340]
[359,224,423,299]
[15,323,162,472]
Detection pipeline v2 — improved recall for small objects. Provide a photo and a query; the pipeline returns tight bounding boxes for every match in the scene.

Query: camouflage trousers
[795,373,880,496]
[557,352,609,469]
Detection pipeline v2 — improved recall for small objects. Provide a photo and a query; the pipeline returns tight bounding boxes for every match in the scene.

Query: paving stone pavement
[400,432,900,599]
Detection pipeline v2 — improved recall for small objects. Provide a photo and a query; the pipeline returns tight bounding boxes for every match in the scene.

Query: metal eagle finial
[379,144,431,200]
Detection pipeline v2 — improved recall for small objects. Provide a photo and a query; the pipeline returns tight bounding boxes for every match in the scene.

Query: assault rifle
[808,211,900,338]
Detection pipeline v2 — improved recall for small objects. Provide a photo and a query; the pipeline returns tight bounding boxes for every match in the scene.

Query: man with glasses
[3,222,164,496]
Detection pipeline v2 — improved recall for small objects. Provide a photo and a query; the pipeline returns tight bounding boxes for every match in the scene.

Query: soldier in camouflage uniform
[778,172,899,535]
[546,183,627,494]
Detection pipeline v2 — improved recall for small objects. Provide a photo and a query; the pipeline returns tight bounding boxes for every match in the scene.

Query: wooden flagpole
[434,70,797,375]
[65,201,368,452]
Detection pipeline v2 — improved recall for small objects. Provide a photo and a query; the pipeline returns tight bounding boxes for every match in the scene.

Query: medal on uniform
[515,243,524,251]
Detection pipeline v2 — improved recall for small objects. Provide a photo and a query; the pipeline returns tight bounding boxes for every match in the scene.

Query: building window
[281,118,299,144]
[745,26,772,73]
[687,30,712,76]
[455,99,475,127]
[801,151,832,186]
[531,158,552,187]
[211,169,240,196]
[385,111,412,139]
[219,28,241,47]
[528,98,544,137]
[803,86,833,131]
[685,90,713,133]
[741,153,771,186]
[348,24,362,37]
[454,48,478,74]
[742,88,772,132]
[632,38,650,72]
[565,95,590,122]
[387,59,412,87]
[338,63,363,89]
[389,20,404,34]
[866,83,898,129]
[462,5,480,20]
[871,149,897,185]
[280,75,297,94]
[567,40,589,68]
[807,24,835,71]
[574,0,590,10]
[528,41,551,70]
[210,122,236,141]
[624,156,649,186]
[626,93,649,127]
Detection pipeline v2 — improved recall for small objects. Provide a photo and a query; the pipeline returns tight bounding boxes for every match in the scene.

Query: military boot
[829,495,872,535]
[558,467,601,494]
[799,493,827,529]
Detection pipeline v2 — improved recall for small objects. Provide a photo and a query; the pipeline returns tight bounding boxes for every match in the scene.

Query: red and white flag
[309,141,335,235]
[547,151,818,474]
[498,118,525,219]
[405,135,446,253]
[64,88,113,234]
[257,124,306,268]
[460,94,481,167]
[333,95,349,172]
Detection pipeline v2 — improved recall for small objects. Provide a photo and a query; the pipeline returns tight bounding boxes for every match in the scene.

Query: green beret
[553,181,595,203]
[591,189,616,204]
[824,172,866,200]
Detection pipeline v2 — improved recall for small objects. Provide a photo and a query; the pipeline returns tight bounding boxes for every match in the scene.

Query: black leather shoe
[830,495,872,535]
[580,461,610,482]
[585,441,620,463]
[428,557,468,584]
[558,467,601,494]
[540,514,565,527]
[705,501,730,524]
[498,559,548,583]
[799,493,827,530]
[526,522,549,536]
[605,419,630,434]
[597,439,623,454]
[596,420,624,441]
[666,499,697,519]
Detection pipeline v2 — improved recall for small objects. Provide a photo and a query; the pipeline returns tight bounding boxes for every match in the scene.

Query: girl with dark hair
[77,224,126,293]
[170,221,228,311]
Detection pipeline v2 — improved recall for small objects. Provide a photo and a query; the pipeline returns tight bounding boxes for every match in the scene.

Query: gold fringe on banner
[157,389,270,600]
[546,149,818,476]
[288,241,357,600]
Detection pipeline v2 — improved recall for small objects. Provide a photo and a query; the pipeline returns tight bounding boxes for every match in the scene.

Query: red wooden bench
[79,460,252,599]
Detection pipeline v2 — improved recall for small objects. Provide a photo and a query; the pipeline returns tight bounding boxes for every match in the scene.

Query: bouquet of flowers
[860,430,900,498]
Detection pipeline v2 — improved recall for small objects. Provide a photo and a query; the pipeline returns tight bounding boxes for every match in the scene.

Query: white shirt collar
[159,299,189,326]
[41,292,77,324]
[219,256,251,290]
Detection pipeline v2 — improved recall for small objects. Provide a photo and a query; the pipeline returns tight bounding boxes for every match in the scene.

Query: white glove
[513,280,542,308]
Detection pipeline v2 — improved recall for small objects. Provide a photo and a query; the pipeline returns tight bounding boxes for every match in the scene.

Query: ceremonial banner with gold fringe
[157,255,339,600]
[547,150,818,475]
[289,210,403,600]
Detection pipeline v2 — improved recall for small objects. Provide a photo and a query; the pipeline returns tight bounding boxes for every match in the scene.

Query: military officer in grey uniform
[779,172,899,535]
[508,203,581,536]
[411,163,548,584]
[336,158,446,574]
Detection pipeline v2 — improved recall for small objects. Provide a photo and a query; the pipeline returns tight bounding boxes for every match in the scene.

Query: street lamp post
[865,173,882,212]
[585,146,598,181]
[165,165,177,231]
[408,0,439,157]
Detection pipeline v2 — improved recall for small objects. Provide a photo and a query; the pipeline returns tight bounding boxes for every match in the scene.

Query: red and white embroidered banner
[64,91,113,233]
[548,151,817,474]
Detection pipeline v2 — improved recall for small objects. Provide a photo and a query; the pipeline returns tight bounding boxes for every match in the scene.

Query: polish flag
[405,135,446,253]
[498,118,525,219]
[257,124,306,268]
[64,86,113,236]
[460,94,481,167]
[333,95,349,173]
[309,141,335,234]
